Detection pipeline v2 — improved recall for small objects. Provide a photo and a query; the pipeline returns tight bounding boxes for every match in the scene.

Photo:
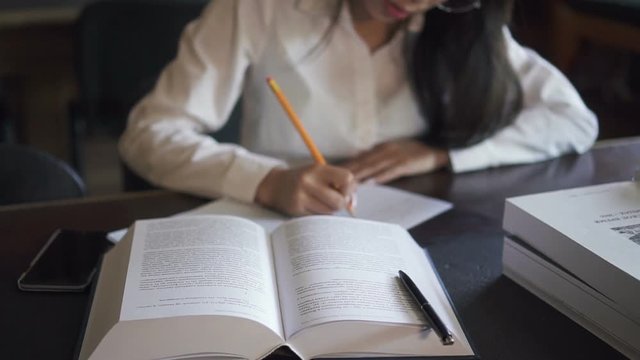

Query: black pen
[398,270,454,346]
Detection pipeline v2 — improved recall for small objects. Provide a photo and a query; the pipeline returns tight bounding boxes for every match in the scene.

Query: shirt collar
[296,0,424,33]
[295,0,340,15]
[407,12,425,32]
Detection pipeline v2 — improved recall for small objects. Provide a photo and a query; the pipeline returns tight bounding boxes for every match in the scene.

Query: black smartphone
[17,229,114,292]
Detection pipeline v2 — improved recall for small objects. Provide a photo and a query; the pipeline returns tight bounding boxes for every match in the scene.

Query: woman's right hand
[255,165,357,216]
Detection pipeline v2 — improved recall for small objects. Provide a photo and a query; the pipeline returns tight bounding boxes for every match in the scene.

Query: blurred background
[0,0,638,197]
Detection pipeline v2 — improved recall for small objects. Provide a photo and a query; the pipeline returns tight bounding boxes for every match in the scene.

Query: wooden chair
[550,0,640,73]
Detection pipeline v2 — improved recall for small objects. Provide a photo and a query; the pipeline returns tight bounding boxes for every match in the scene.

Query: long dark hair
[310,1,522,149]
[410,0,523,148]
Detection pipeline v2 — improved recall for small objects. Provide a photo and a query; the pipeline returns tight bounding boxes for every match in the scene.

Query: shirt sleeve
[448,27,598,173]
[118,0,286,203]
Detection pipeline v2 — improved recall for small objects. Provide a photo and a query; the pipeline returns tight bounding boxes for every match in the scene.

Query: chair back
[566,0,640,27]
[74,0,242,191]
[0,144,86,205]
[74,0,209,136]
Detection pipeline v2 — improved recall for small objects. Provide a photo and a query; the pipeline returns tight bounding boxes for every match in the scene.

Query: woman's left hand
[341,140,450,184]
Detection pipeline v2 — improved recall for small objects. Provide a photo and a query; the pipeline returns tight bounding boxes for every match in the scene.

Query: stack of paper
[502,181,640,358]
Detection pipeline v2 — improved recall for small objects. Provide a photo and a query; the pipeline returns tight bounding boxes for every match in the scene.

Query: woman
[119,0,598,216]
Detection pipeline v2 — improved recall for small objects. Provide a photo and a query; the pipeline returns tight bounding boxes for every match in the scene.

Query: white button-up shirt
[119,0,598,203]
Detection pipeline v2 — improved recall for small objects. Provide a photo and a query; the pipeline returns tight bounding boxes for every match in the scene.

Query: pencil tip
[266,76,272,82]
[347,194,357,218]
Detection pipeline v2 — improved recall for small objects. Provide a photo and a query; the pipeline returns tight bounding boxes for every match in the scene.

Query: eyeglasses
[437,0,481,13]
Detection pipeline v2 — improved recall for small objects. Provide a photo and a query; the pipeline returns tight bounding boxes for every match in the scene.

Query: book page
[503,236,640,358]
[119,215,282,336]
[271,216,432,338]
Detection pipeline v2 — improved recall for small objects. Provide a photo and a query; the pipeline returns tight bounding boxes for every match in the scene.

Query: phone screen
[18,229,114,292]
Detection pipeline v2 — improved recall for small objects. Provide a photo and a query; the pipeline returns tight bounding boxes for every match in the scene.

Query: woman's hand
[342,140,450,184]
[255,165,357,216]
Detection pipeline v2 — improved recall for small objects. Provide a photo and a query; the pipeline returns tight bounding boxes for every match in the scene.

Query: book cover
[503,181,640,323]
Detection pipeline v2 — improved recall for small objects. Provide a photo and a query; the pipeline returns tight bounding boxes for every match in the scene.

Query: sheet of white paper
[181,198,287,233]
[107,184,452,243]
[106,228,128,243]
[336,183,452,229]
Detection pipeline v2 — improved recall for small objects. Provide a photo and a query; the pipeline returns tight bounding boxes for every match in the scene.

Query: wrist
[255,167,284,206]
[436,149,451,170]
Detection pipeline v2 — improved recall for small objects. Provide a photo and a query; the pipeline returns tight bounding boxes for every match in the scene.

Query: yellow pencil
[266,76,356,216]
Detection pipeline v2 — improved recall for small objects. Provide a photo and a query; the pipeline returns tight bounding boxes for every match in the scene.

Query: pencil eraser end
[442,334,455,346]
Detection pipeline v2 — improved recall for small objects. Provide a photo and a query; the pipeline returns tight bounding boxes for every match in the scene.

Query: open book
[79,215,475,360]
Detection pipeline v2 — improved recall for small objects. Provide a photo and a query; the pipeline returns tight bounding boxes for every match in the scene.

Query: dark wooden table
[1,140,638,360]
